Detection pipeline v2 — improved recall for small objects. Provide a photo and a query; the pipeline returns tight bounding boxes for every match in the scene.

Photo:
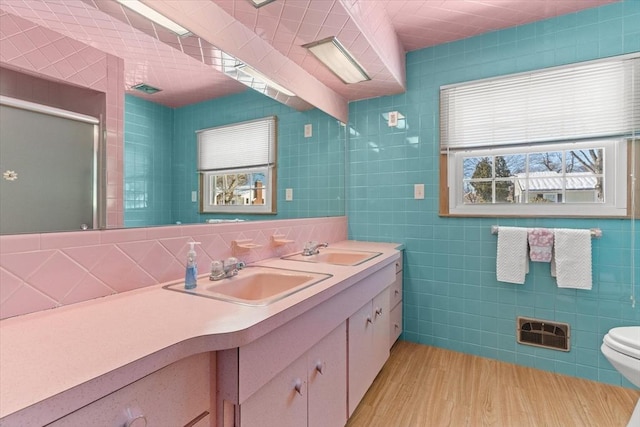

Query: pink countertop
[0,241,401,426]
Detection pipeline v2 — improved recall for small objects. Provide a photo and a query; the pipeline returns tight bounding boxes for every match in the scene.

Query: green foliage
[470,157,512,202]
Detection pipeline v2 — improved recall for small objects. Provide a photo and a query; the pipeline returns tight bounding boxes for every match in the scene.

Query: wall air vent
[517,316,570,351]
[131,83,162,94]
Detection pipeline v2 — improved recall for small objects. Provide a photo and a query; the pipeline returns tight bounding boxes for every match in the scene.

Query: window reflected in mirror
[198,116,277,214]
[201,167,274,213]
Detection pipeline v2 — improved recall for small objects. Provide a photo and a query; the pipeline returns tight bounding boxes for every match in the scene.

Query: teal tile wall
[124,95,173,227]
[172,90,345,223]
[347,0,640,387]
[124,90,345,225]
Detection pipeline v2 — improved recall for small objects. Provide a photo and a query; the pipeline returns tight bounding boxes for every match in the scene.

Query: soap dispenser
[185,241,201,290]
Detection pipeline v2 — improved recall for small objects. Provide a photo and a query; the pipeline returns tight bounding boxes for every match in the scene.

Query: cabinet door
[348,289,392,416]
[308,322,347,427]
[371,289,391,375]
[240,356,307,427]
[347,300,373,416]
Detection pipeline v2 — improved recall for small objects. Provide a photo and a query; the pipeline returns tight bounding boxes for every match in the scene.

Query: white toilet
[601,326,640,427]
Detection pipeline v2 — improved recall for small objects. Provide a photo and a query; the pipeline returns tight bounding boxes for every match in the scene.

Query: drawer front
[49,353,210,427]
[390,272,402,309]
[390,303,402,347]
[394,256,403,274]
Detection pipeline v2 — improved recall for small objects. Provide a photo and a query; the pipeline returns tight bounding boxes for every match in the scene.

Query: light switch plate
[304,124,312,138]
[414,184,425,199]
[191,191,198,202]
[285,188,293,201]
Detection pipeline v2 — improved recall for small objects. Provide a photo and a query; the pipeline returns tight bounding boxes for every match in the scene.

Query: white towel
[552,228,592,290]
[496,226,529,284]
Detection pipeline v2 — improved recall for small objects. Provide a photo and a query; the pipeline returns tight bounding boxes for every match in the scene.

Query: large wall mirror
[0,9,346,235]
[0,1,347,234]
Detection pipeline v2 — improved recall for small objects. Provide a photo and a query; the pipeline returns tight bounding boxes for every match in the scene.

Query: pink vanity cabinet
[217,259,397,427]
[241,322,347,427]
[348,253,403,416]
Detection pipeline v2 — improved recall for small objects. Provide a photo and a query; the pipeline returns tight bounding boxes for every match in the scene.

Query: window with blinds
[439,53,639,217]
[198,116,277,214]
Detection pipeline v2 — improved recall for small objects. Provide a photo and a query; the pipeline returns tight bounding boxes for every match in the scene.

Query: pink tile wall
[0,11,123,227]
[0,217,348,319]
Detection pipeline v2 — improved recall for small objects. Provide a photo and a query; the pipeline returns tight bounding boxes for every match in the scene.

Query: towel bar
[490,225,602,238]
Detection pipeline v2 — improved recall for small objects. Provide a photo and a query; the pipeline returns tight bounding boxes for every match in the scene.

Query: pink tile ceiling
[0,0,246,107]
[0,0,618,118]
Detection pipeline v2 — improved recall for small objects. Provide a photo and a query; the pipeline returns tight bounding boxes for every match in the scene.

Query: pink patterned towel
[528,228,554,262]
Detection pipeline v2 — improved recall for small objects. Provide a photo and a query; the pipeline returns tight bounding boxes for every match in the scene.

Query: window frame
[445,139,628,217]
[439,54,638,218]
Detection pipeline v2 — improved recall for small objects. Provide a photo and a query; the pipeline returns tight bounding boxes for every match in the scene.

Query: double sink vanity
[0,241,403,427]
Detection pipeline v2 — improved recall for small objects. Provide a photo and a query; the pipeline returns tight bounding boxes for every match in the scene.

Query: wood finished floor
[346,340,639,427]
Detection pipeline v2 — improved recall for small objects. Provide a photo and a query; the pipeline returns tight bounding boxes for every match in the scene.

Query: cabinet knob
[375,307,383,317]
[315,360,324,375]
[366,315,372,324]
[394,289,400,295]
[124,407,147,427]
[294,378,303,395]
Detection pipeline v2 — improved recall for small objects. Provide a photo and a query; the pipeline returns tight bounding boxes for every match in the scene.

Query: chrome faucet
[302,241,328,256]
[210,257,246,281]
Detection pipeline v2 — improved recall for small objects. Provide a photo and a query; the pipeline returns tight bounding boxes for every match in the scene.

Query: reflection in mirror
[0,98,100,235]
[197,116,277,214]
[124,90,346,228]
[0,67,107,235]
[0,16,346,235]
[201,169,274,214]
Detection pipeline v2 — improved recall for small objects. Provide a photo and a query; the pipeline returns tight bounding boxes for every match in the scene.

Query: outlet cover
[414,184,425,199]
[285,188,293,201]
[191,191,198,202]
[388,111,398,127]
[304,124,312,138]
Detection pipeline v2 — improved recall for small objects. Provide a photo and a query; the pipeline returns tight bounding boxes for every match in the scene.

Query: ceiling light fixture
[235,64,295,97]
[302,36,370,84]
[132,83,162,94]
[116,0,191,37]
[247,0,277,8]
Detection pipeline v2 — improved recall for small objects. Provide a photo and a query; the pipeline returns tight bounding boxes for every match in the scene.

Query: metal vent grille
[517,317,570,352]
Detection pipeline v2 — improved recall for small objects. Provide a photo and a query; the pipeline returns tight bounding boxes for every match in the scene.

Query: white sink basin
[163,266,332,306]
[282,248,381,266]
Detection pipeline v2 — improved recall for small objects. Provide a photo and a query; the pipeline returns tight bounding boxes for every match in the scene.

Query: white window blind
[197,116,276,171]
[440,54,640,151]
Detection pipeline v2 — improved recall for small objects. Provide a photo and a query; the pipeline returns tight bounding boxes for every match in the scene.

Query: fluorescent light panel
[132,83,162,94]
[235,64,295,97]
[248,0,277,7]
[116,0,191,36]
[303,37,370,84]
